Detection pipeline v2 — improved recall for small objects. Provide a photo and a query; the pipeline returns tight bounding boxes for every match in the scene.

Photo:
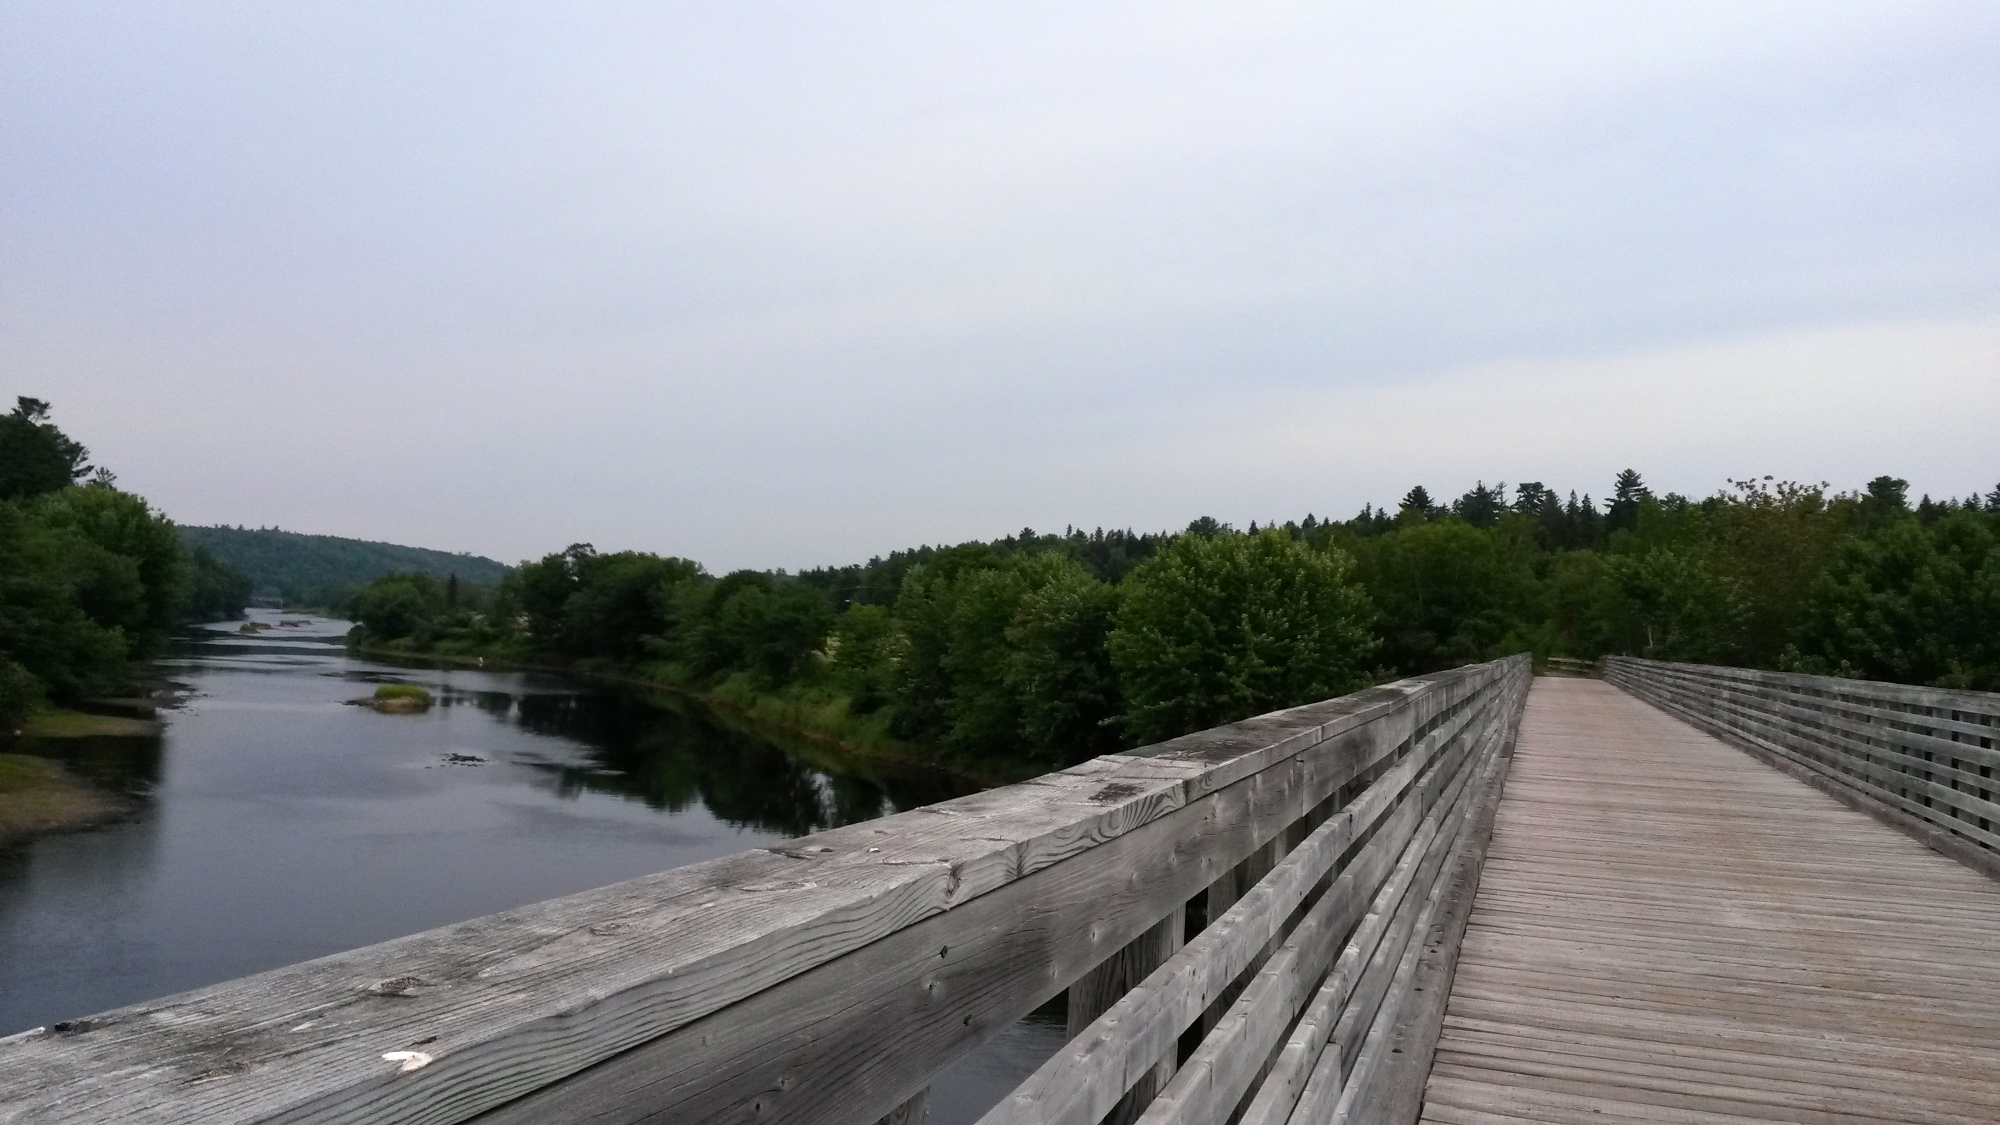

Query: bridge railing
[0,655,1529,1125]
[1606,657,2000,877]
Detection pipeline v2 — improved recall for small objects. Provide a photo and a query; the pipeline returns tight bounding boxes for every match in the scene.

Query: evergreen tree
[1398,486,1437,523]
[1605,469,1650,534]
[1452,481,1507,528]
[0,397,92,501]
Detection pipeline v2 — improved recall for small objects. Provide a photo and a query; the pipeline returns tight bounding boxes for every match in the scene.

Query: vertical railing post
[1067,907,1186,1125]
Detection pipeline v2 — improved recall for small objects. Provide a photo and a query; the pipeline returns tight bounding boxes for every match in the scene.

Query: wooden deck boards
[1420,677,2000,1125]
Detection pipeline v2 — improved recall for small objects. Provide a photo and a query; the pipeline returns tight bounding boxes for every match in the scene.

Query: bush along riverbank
[349,638,1026,785]
[348,529,1382,780]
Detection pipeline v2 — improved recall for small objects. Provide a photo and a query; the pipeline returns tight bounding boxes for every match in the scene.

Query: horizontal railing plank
[2,657,1532,1125]
[1606,657,2000,876]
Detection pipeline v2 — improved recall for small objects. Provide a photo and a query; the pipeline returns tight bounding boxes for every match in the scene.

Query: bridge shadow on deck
[1423,677,2000,1124]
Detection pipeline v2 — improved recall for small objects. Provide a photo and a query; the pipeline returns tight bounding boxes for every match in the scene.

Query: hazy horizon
[8,3,1997,570]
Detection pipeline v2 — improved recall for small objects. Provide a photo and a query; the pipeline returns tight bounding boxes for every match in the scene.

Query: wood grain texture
[0,655,1529,1125]
[1607,657,2000,876]
[1421,676,2000,1125]
[980,662,1526,1125]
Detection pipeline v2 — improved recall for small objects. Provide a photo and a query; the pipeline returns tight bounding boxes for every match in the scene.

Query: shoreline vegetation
[354,645,1028,787]
[346,472,2000,783]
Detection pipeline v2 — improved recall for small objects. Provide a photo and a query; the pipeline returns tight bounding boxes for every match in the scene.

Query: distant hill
[177,525,511,607]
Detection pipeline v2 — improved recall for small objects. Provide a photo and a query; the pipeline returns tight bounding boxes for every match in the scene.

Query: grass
[378,672,438,700]
[20,709,160,738]
[366,682,434,712]
[0,753,130,846]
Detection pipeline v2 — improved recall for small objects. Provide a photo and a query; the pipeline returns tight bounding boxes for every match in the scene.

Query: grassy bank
[20,709,161,739]
[0,754,133,847]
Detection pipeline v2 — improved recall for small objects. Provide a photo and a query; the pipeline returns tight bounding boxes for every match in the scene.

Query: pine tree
[1605,469,1650,533]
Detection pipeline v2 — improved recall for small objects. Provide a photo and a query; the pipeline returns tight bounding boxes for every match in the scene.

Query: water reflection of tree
[16,734,163,797]
[510,691,967,838]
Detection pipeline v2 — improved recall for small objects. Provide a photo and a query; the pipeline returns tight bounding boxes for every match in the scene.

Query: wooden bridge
[2,656,1996,1124]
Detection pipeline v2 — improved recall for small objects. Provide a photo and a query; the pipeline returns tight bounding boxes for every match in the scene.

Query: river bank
[354,643,1045,789]
[0,754,133,848]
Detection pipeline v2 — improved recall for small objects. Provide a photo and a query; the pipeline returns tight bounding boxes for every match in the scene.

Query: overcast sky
[5,2,1996,570]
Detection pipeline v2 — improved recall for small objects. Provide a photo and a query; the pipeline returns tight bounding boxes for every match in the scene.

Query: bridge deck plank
[1421,677,2000,1124]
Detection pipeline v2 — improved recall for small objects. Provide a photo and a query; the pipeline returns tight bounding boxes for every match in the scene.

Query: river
[0,609,1065,1123]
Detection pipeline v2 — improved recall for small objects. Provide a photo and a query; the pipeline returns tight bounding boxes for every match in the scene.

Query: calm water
[0,609,1063,1123]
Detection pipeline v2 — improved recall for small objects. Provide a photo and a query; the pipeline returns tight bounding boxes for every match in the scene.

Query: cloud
[3,3,1996,568]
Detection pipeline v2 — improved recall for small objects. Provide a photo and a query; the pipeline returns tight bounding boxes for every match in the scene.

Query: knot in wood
[366,976,429,998]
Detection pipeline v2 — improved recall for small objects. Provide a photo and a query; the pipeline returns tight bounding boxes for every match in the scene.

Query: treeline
[0,399,253,725]
[351,468,2000,766]
[177,525,509,609]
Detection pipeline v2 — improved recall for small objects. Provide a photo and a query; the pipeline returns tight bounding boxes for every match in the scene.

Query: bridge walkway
[1422,676,2000,1124]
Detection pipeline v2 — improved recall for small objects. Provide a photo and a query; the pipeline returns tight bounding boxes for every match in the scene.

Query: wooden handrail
[0,656,1531,1125]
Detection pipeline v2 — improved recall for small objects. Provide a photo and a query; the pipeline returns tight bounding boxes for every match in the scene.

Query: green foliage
[354,573,447,643]
[684,570,835,684]
[829,604,901,713]
[1005,562,1121,760]
[373,683,433,704]
[0,398,91,501]
[0,490,177,723]
[1593,546,1748,663]
[333,465,2000,770]
[183,547,253,622]
[1789,511,2000,690]
[1352,519,1541,673]
[0,660,46,727]
[1109,530,1376,745]
[29,483,187,657]
[0,402,196,725]
[176,524,508,606]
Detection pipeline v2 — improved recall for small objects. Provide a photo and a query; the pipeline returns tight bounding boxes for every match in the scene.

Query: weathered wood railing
[0,655,1529,1125]
[1605,656,2000,878]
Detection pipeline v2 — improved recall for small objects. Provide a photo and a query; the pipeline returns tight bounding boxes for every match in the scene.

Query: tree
[28,483,187,657]
[1857,475,1910,532]
[1109,530,1376,745]
[1604,469,1650,534]
[1790,512,1999,690]
[691,572,834,684]
[562,551,702,663]
[508,544,597,652]
[1452,482,1507,529]
[0,398,92,501]
[1397,486,1437,524]
[183,547,252,622]
[1704,479,1837,665]
[1352,520,1540,673]
[1005,563,1121,761]
[887,544,1002,741]
[0,501,131,718]
[829,604,901,713]
[1513,482,1565,550]
[354,573,445,642]
[1593,547,1747,664]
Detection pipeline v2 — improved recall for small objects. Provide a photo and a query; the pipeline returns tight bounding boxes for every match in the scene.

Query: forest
[178,524,509,609]
[0,399,251,725]
[350,469,2000,768]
